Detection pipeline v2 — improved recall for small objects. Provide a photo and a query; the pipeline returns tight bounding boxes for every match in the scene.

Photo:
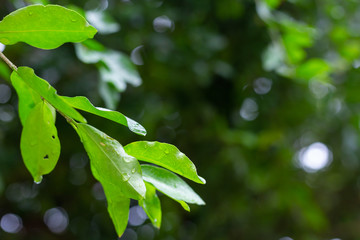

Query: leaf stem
[0,51,17,71]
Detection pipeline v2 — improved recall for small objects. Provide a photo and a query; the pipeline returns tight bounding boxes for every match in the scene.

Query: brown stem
[0,51,17,71]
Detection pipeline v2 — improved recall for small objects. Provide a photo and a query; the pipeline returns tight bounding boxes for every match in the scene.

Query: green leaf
[86,10,120,35]
[76,123,146,200]
[15,67,86,123]
[11,71,42,125]
[99,78,120,110]
[139,182,162,228]
[107,197,130,238]
[124,141,206,184]
[141,164,205,206]
[61,95,146,136]
[20,100,60,183]
[0,4,97,49]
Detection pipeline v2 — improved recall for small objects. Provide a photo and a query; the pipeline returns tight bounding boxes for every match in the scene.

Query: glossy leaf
[61,95,146,136]
[76,123,146,200]
[139,182,162,228]
[124,141,206,184]
[141,164,205,206]
[16,67,86,123]
[20,100,60,183]
[11,71,42,125]
[0,4,97,49]
[107,197,130,237]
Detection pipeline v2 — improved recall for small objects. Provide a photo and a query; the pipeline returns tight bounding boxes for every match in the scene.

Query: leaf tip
[199,176,206,184]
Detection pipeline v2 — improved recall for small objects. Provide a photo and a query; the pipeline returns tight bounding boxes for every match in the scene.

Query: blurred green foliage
[1,0,360,239]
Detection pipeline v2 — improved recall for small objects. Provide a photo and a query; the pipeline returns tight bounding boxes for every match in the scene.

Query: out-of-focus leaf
[75,43,141,109]
[20,100,60,183]
[86,10,120,34]
[125,141,205,184]
[0,60,11,81]
[99,78,120,110]
[76,123,146,200]
[141,164,205,206]
[61,95,146,136]
[139,182,162,228]
[295,58,330,81]
[15,67,86,123]
[11,71,41,125]
[107,197,130,238]
[0,5,97,49]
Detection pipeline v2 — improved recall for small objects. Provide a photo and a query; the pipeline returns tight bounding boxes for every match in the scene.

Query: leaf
[124,141,206,184]
[107,197,130,238]
[76,123,146,200]
[15,67,86,123]
[11,71,42,125]
[75,43,141,109]
[61,95,146,136]
[0,4,97,49]
[20,100,61,183]
[86,10,120,35]
[141,164,205,206]
[139,182,162,228]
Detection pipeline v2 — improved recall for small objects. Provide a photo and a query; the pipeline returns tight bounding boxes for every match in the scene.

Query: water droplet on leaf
[34,176,43,184]
[131,168,136,173]
[122,173,130,181]
[0,38,10,45]
[28,12,33,16]
[164,149,170,154]
[30,141,37,146]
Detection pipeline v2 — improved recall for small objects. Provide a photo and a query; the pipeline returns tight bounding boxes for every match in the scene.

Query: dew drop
[164,149,170,154]
[144,145,148,149]
[30,141,37,146]
[0,38,10,45]
[71,19,77,22]
[34,176,43,184]
[28,12,33,16]
[122,173,130,181]
[131,168,136,173]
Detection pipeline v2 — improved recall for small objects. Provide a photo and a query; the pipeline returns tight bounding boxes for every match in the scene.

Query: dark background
[0,0,360,239]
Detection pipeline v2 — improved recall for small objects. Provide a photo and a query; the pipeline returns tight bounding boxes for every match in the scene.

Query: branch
[0,51,18,71]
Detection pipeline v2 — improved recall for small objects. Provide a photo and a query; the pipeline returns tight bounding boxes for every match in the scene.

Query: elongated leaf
[107,197,130,238]
[76,123,145,200]
[15,67,86,123]
[61,95,146,136]
[139,182,161,228]
[20,100,60,183]
[11,71,42,125]
[0,5,97,49]
[141,165,205,206]
[124,141,206,184]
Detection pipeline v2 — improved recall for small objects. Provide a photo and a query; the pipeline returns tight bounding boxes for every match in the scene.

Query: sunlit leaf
[61,95,146,136]
[141,164,205,206]
[15,66,86,123]
[11,71,41,125]
[76,123,146,200]
[124,141,205,184]
[0,4,97,49]
[139,182,161,228]
[20,100,60,183]
[107,197,130,238]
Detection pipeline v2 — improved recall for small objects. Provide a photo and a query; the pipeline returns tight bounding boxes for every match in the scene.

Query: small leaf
[86,10,120,35]
[15,67,86,123]
[61,95,146,136]
[76,123,146,200]
[11,71,42,125]
[124,141,206,184]
[107,197,130,238]
[141,164,205,206]
[20,100,60,183]
[139,182,162,228]
[0,4,97,49]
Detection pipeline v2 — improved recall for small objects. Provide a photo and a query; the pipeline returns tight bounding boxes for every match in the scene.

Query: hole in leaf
[44,155,49,159]
[52,135,55,139]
